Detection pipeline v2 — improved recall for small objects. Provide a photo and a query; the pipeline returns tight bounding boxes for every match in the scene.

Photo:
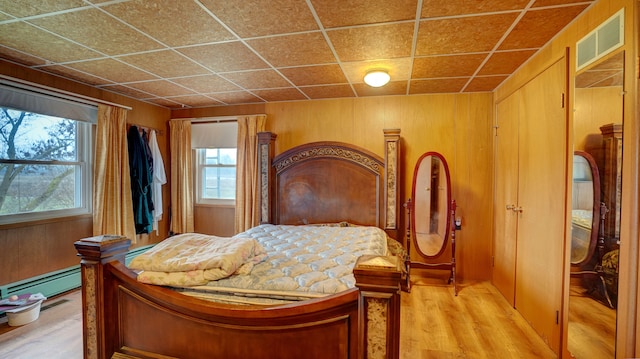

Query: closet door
[514,58,567,354]
[493,93,520,307]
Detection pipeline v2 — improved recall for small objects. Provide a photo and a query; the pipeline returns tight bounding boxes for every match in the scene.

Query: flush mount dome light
[364,70,390,87]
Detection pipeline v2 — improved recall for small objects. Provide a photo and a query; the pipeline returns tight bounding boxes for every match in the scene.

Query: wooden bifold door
[493,57,569,355]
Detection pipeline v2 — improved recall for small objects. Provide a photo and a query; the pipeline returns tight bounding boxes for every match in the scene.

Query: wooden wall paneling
[0,229,20,284]
[573,87,623,163]
[194,205,235,237]
[0,216,92,285]
[266,93,495,282]
[453,93,494,281]
[0,59,172,286]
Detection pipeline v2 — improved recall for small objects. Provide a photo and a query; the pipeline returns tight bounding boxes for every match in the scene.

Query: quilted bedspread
[129,233,267,286]
[193,224,389,295]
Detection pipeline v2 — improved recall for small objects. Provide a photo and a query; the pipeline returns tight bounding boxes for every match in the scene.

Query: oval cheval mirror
[570,151,601,267]
[406,152,458,295]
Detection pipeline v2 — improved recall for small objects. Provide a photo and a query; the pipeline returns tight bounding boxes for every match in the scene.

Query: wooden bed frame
[75,129,404,359]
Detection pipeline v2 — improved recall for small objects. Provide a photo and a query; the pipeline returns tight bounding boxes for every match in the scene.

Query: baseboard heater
[0,244,154,300]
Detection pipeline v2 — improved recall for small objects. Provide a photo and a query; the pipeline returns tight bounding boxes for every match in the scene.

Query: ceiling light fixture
[364,70,390,87]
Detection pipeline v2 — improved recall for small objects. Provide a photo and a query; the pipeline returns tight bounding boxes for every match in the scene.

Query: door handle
[513,206,524,213]
[506,204,515,210]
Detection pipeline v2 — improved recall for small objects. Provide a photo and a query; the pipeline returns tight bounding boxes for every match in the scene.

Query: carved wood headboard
[258,129,401,240]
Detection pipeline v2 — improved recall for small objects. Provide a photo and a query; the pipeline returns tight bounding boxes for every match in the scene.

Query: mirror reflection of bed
[568,50,623,359]
[570,152,600,267]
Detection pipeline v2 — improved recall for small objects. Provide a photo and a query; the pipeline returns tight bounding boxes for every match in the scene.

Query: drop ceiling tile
[142,97,184,108]
[171,75,241,93]
[409,78,468,94]
[412,54,488,79]
[464,75,507,92]
[341,58,412,83]
[165,95,223,107]
[300,84,355,99]
[0,46,47,66]
[126,80,196,97]
[64,58,157,83]
[251,88,307,102]
[223,70,292,90]
[39,64,113,86]
[421,0,529,17]
[247,32,336,67]
[499,5,589,50]
[328,23,414,62]
[0,1,86,18]
[99,84,159,99]
[200,0,318,37]
[118,50,210,78]
[178,42,269,72]
[0,22,102,62]
[311,0,417,28]
[354,81,407,97]
[477,49,537,75]
[28,8,163,55]
[416,13,518,55]
[532,0,594,7]
[279,64,347,86]
[101,0,234,47]
[209,91,265,105]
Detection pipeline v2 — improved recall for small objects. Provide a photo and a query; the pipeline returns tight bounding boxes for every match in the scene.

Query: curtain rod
[176,114,267,124]
[0,74,133,111]
[128,123,164,136]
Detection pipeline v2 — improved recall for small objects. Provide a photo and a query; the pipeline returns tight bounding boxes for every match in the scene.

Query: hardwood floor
[402,277,556,358]
[567,283,616,359]
[0,290,82,358]
[0,280,559,358]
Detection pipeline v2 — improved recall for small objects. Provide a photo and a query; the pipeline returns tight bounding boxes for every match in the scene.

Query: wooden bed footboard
[75,235,402,359]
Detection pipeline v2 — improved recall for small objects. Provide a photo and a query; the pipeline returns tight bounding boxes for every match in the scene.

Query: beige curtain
[235,115,266,233]
[170,120,194,233]
[93,104,136,242]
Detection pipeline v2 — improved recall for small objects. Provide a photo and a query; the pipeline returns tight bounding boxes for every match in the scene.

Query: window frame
[0,113,93,225]
[194,147,236,207]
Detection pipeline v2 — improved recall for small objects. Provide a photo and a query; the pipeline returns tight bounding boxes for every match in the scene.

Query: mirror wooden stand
[405,152,458,295]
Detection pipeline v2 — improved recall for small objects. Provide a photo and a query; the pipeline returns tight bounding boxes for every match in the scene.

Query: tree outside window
[0,107,91,221]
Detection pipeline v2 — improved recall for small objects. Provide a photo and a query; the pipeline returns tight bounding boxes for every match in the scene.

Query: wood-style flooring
[0,279,608,358]
[567,284,616,359]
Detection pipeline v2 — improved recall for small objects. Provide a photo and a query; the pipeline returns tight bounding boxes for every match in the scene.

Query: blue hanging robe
[128,126,154,234]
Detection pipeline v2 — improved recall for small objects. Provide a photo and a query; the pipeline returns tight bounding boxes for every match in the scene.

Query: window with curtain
[192,120,237,206]
[0,80,95,224]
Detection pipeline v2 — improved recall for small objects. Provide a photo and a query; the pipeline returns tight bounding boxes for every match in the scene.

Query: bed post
[354,255,403,359]
[258,131,277,224]
[383,129,401,241]
[74,235,131,359]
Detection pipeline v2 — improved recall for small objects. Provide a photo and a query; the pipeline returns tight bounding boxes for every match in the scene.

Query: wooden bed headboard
[258,129,401,240]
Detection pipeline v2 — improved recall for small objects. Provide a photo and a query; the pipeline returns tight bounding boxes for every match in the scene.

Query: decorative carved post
[258,131,277,224]
[354,255,402,359]
[383,129,401,239]
[74,235,131,359]
[599,123,622,245]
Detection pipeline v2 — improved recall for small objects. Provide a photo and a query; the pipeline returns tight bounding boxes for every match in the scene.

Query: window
[192,120,238,206]
[0,107,92,224]
[195,148,236,205]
